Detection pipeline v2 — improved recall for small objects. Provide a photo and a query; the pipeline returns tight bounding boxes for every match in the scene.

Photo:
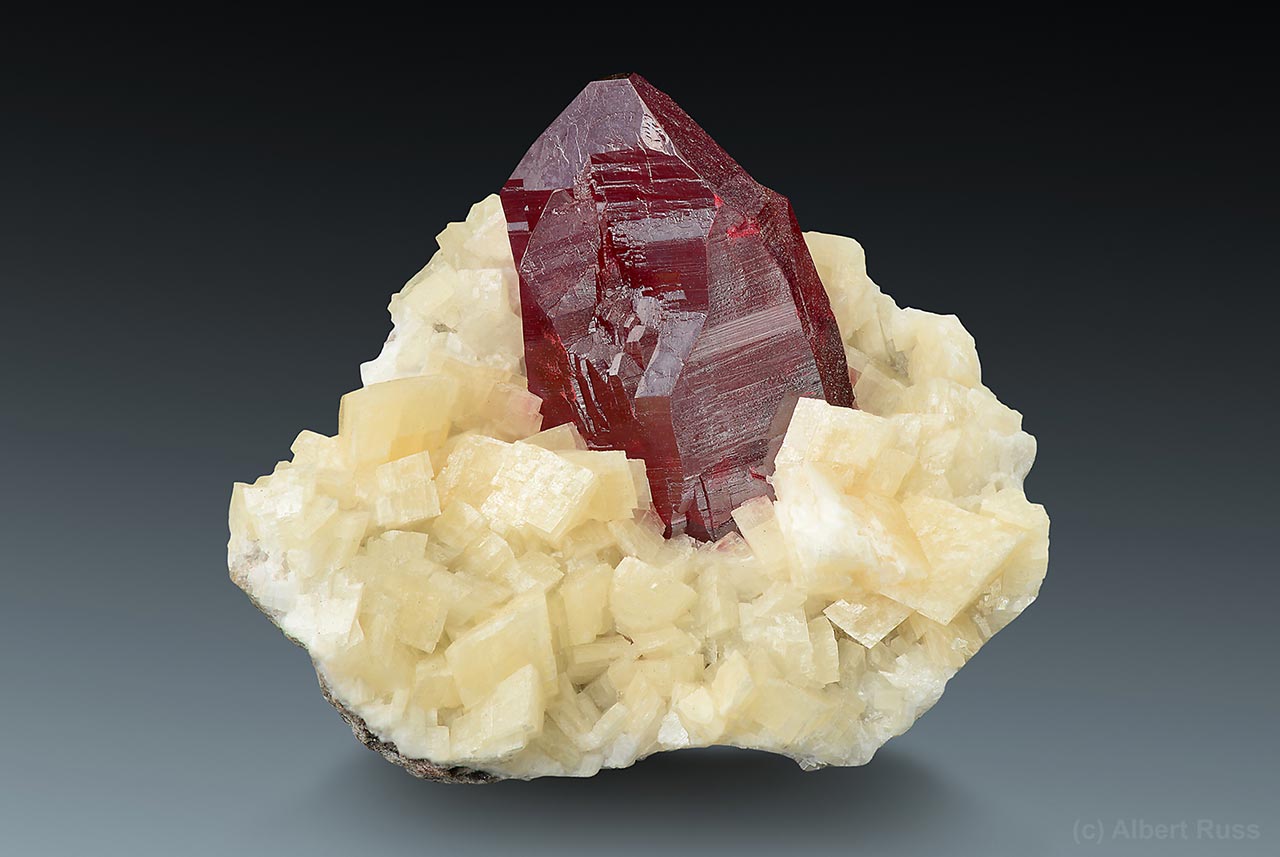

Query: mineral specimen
[229,81,1048,782]
[501,74,853,541]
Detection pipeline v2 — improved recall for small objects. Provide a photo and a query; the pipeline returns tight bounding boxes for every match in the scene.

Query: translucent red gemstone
[501,74,854,541]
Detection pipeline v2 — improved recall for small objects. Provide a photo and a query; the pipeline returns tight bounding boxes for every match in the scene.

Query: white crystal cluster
[229,196,1048,779]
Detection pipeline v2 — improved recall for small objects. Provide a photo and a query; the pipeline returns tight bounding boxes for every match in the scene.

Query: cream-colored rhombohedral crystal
[229,194,1048,781]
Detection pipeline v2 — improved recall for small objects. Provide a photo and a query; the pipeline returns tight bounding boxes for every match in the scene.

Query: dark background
[2,29,1276,856]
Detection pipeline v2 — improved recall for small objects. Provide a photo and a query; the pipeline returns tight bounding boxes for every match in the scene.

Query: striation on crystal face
[501,74,854,541]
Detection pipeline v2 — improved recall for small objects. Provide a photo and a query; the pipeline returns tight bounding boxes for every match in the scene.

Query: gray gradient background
[2,32,1276,857]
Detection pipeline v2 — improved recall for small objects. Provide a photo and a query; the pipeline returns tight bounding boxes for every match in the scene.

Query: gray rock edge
[231,546,499,784]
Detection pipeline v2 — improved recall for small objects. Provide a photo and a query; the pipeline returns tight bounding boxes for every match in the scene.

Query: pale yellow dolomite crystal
[229,196,1048,780]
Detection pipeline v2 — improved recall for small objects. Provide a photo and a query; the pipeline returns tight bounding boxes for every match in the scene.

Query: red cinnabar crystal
[502,74,854,541]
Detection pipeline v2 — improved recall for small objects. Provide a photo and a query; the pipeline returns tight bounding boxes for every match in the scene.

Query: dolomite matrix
[229,75,1049,782]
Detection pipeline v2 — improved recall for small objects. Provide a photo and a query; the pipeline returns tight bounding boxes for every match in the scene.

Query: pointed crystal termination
[501,74,855,541]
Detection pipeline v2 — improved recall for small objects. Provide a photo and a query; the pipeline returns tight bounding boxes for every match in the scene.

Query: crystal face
[501,74,854,541]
